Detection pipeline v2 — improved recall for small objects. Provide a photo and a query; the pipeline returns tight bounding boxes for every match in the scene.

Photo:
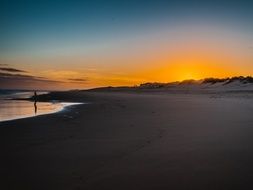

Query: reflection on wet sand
[0,100,64,122]
[34,101,37,115]
[34,91,37,115]
[0,90,84,122]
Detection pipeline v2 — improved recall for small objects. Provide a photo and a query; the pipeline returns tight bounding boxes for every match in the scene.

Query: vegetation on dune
[139,76,253,89]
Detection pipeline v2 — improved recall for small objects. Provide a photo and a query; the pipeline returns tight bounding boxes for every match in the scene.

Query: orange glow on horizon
[132,46,244,84]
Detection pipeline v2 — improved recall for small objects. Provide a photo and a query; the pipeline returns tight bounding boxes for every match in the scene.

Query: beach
[1,91,253,190]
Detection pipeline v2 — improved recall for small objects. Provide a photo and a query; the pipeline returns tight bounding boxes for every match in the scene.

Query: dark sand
[1,91,253,190]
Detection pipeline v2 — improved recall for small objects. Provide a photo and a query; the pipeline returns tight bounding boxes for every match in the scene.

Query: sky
[0,0,253,90]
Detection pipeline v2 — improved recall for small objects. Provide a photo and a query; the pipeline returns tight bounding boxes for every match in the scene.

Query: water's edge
[0,101,84,123]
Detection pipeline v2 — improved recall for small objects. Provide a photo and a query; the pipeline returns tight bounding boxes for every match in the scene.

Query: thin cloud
[0,72,68,90]
[67,78,88,82]
[0,72,62,83]
[0,67,27,73]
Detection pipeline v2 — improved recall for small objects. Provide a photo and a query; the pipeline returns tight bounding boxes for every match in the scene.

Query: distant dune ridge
[65,76,253,93]
[84,76,253,92]
[202,76,253,85]
[139,76,253,90]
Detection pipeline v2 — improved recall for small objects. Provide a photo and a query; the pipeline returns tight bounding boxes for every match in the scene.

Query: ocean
[0,90,78,122]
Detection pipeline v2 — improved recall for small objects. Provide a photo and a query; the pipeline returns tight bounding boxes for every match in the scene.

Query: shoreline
[0,99,85,123]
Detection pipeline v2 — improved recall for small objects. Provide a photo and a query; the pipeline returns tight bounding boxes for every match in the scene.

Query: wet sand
[1,91,253,190]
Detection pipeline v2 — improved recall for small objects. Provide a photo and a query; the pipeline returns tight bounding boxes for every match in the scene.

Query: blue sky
[1,0,253,56]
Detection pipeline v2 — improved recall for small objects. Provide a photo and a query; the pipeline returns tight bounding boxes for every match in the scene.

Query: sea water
[0,90,81,122]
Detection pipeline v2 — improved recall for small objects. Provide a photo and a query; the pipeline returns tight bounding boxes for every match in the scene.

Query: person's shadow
[34,91,37,115]
[34,101,37,115]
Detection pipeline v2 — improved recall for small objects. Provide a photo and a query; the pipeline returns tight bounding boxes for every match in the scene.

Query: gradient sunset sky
[0,0,253,90]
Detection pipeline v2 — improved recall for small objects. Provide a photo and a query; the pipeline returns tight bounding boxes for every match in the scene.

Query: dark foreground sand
[1,91,253,190]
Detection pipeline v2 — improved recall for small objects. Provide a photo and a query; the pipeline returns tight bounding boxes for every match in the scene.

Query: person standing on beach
[34,91,37,100]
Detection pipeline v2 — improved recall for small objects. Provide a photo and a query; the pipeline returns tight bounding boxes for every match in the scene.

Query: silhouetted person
[34,91,37,101]
[34,91,37,115]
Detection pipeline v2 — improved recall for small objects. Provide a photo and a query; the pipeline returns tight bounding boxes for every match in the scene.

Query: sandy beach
[1,91,253,190]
